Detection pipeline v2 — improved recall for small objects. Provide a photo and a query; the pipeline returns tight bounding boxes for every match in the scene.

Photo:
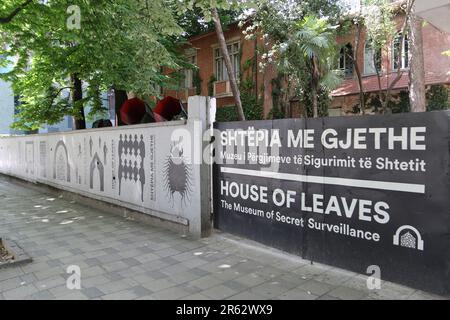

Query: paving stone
[233,273,268,288]
[57,291,89,300]
[82,275,111,287]
[145,270,168,280]
[3,284,38,299]
[122,257,141,267]
[317,294,341,300]
[189,275,225,290]
[182,293,211,300]
[222,280,249,292]
[279,288,318,300]
[0,277,26,292]
[46,259,64,268]
[1,175,448,301]
[30,290,55,300]
[141,278,177,292]
[102,290,138,300]
[296,280,335,296]
[177,283,202,295]
[82,287,105,299]
[189,268,210,277]
[249,281,292,299]
[150,286,191,300]
[227,291,267,300]
[168,271,202,285]
[85,258,102,267]
[327,286,369,300]
[95,280,135,295]
[102,261,130,272]
[0,266,24,281]
[201,285,237,300]
[131,285,153,297]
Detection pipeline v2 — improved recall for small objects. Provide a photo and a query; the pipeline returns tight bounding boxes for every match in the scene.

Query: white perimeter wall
[0,79,15,135]
[0,96,214,237]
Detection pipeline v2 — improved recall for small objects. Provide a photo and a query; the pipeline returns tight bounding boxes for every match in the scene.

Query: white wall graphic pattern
[0,121,203,236]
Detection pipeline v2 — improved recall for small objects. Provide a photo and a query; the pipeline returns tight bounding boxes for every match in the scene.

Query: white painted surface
[0,98,211,236]
[416,0,450,34]
[0,79,15,135]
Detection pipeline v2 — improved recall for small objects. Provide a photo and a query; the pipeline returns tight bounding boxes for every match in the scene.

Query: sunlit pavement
[0,175,447,300]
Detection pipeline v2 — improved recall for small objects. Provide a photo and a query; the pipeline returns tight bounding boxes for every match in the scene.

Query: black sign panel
[213,111,450,294]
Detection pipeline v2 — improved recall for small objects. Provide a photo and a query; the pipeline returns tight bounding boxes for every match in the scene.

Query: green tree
[176,5,240,39]
[427,85,449,111]
[0,0,184,130]
[361,0,415,114]
[0,0,33,24]
[177,0,252,121]
[243,0,342,118]
[291,16,341,118]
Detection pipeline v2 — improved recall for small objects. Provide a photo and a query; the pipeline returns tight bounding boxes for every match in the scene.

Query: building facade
[331,11,450,115]
[163,8,450,118]
[163,22,276,118]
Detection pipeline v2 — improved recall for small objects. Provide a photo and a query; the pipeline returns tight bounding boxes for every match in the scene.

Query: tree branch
[0,0,33,24]
[48,86,74,108]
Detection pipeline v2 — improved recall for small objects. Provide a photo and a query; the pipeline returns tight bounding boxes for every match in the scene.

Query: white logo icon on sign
[393,225,424,251]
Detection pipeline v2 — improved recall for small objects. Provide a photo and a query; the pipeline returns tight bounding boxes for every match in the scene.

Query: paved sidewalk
[0,175,447,300]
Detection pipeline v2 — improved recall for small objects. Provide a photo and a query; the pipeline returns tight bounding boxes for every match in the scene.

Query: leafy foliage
[356,91,410,114]
[216,56,263,122]
[176,5,241,38]
[0,0,185,130]
[175,0,250,22]
[362,0,397,52]
[426,85,449,111]
[303,88,332,117]
[215,105,238,121]
[242,1,342,118]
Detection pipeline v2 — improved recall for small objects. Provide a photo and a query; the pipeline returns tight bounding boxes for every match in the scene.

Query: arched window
[339,43,354,77]
[392,32,409,70]
[364,42,382,75]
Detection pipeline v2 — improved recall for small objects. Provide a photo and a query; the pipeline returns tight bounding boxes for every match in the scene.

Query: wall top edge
[0,119,187,139]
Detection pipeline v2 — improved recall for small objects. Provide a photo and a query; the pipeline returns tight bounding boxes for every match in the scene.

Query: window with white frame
[214,41,240,82]
[339,43,354,78]
[182,55,197,89]
[364,42,382,75]
[392,32,409,70]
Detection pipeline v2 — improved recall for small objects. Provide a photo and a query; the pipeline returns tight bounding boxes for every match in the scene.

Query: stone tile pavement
[0,175,448,300]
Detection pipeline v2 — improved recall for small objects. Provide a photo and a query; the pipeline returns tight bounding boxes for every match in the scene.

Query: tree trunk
[211,7,245,121]
[263,64,274,119]
[311,57,319,118]
[408,11,426,112]
[353,22,365,114]
[376,2,415,114]
[71,74,86,130]
[113,87,128,126]
[311,85,318,118]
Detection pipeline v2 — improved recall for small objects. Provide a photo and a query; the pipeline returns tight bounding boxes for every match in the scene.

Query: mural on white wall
[74,141,83,185]
[89,136,106,192]
[53,140,70,182]
[118,134,146,202]
[25,141,34,175]
[39,141,47,178]
[163,136,193,207]
[0,122,202,233]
